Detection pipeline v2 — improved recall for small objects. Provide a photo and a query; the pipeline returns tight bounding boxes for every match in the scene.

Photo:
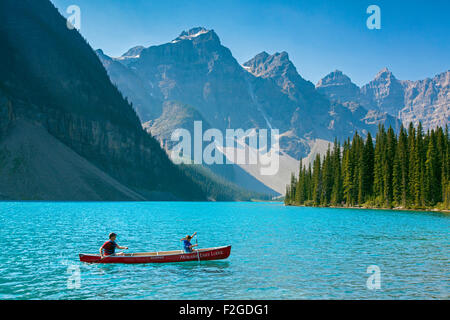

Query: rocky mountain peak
[316,70,361,104]
[179,27,208,36]
[243,51,295,79]
[242,51,269,75]
[95,49,108,59]
[316,70,355,88]
[432,70,450,86]
[276,51,290,61]
[373,67,396,81]
[399,70,449,129]
[172,27,219,44]
[255,51,270,60]
[317,67,448,131]
[121,46,145,58]
[360,68,405,119]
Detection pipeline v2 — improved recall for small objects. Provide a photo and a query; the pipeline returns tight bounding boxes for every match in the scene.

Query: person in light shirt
[180,232,198,253]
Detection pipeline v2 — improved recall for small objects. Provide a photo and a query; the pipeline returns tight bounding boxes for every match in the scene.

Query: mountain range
[316,69,449,130]
[97,27,419,194]
[1,1,446,200]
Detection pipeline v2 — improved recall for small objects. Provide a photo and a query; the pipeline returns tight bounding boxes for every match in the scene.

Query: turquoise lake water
[0,201,448,300]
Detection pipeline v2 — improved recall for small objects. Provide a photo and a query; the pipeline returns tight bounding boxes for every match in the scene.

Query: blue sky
[51,0,449,86]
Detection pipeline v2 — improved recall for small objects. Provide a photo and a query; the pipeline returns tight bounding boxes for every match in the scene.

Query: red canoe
[79,245,231,264]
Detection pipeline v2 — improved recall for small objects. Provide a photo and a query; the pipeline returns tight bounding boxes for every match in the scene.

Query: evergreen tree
[384,127,397,206]
[362,132,374,202]
[352,133,365,204]
[393,126,408,206]
[307,163,313,201]
[374,125,386,205]
[407,123,416,206]
[331,139,343,205]
[285,123,449,210]
[443,125,450,208]
[424,133,439,205]
[414,123,425,207]
[321,145,334,205]
[295,160,303,204]
[312,155,322,206]
[444,132,450,208]
[342,138,355,206]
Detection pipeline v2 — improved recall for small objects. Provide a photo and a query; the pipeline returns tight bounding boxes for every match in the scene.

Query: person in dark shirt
[180,232,198,253]
[99,233,128,258]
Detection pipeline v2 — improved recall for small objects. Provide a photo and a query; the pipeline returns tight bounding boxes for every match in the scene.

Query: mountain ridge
[317,68,449,130]
[102,27,400,142]
[0,0,207,201]
[98,27,403,194]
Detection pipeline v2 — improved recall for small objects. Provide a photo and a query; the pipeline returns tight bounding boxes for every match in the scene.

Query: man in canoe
[181,232,198,253]
[99,233,128,258]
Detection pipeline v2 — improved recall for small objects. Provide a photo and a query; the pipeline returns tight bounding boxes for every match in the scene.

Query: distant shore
[285,203,450,214]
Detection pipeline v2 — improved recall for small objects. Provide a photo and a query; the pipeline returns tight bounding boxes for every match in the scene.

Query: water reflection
[84,260,231,276]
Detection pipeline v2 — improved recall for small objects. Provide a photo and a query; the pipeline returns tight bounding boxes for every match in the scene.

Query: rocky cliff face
[400,71,449,129]
[142,100,212,151]
[0,0,205,200]
[360,68,406,117]
[98,28,402,194]
[316,70,361,104]
[96,49,163,122]
[117,27,268,131]
[102,30,396,157]
[242,51,399,153]
[317,69,449,131]
[244,51,317,104]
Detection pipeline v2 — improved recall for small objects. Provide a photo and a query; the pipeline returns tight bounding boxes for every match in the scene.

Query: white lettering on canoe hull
[178,250,224,260]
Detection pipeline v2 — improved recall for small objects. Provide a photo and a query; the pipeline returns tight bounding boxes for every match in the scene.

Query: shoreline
[285,204,450,214]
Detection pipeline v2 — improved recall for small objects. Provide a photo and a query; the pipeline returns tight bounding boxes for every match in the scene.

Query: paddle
[195,235,200,263]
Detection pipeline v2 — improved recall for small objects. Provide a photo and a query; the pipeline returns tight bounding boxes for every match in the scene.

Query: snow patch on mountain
[172,27,211,43]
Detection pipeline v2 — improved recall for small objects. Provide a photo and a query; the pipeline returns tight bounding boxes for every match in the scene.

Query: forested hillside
[0,0,206,200]
[285,124,450,210]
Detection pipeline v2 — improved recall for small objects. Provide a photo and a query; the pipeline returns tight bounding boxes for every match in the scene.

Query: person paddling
[180,232,198,253]
[100,233,128,258]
